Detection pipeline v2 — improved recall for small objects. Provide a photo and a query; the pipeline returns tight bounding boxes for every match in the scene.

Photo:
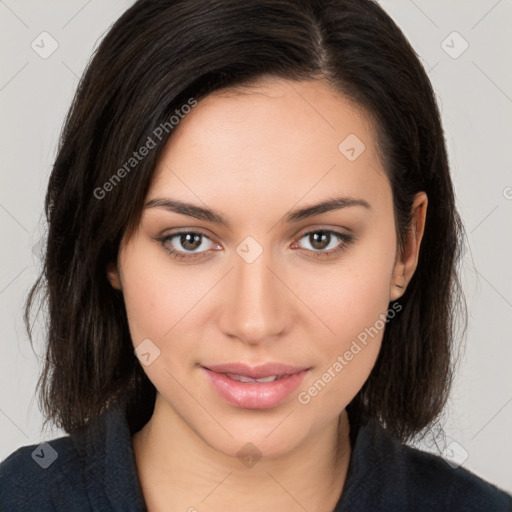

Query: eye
[156,228,353,262]
[292,229,353,259]
[156,230,220,260]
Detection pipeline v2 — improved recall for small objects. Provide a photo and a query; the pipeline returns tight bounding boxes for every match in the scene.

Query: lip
[203,362,309,379]
[201,363,311,410]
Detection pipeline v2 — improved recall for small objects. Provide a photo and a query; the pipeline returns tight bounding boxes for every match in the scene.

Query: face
[108,78,426,459]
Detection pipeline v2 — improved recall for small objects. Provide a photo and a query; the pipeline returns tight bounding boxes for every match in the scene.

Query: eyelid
[157,227,219,246]
[155,228,219,260]
[291,227,354,256]
[294,224,352,239]
[156,226,354,261]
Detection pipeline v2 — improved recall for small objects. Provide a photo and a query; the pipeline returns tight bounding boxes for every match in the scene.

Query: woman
[1,0,510,510]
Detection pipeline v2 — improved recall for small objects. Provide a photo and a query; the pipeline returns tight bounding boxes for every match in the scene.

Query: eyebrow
[144,196,371,228]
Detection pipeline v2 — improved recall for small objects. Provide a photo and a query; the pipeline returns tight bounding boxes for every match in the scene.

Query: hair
[25,0,466,441]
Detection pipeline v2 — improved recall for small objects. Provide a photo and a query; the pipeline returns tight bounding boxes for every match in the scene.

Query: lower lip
[201,367,309,409]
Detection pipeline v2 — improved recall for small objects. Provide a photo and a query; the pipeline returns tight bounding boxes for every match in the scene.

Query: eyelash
[155,228,353,262]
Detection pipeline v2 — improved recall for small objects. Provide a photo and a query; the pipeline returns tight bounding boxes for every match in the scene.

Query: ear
[389,192,428,301]
[106,261,123,291]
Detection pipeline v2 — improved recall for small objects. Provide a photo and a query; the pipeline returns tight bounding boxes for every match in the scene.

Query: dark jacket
[1,404,511,511]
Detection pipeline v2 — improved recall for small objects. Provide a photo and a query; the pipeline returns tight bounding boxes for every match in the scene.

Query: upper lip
[202,363,310,379]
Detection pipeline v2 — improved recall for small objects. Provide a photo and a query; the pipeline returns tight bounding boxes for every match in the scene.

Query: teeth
[225,373,281,383]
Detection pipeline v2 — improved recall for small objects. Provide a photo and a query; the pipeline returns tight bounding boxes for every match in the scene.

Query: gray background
[1,0,511,493]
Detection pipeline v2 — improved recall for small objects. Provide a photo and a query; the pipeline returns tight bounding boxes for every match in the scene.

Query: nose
[218,248,292,346]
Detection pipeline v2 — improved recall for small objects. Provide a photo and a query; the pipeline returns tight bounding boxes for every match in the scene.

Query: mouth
[222,373,284,383]
[201,362,311,409]
[202,362,309,379]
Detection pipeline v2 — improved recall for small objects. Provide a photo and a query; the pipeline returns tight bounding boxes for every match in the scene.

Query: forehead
[147,78,391,224]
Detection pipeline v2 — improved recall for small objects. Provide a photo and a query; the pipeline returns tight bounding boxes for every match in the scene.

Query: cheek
[121,271,172,344]
[119,247,183,347]
[306,228,396,340]
[297,281,389,418]
[296,230,396,407]
[119,244,217,373]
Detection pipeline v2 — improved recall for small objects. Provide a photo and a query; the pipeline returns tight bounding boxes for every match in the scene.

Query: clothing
[1,404,511,511]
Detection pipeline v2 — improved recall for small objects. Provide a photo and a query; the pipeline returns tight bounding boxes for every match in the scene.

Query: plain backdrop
[1,0,511,494]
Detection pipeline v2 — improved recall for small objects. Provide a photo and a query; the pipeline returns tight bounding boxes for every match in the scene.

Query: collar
[71,404,147,511]
[74,403,408,512]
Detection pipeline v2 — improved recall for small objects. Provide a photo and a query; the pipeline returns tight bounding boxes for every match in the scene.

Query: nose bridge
[224,243,288,343]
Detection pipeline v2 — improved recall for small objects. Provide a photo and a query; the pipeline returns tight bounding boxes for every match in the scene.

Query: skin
[107,77,427,512]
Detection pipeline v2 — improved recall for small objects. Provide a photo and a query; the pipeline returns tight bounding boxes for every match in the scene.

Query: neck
[132,396,352,512]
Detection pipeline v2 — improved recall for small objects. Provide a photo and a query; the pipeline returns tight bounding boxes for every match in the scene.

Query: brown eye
[156,230,219,260]
[294,229,353,259]
[308,231,332,250]
[179,232,203,251]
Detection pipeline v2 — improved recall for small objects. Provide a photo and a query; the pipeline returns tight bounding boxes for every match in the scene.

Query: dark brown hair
[26,0,466,441]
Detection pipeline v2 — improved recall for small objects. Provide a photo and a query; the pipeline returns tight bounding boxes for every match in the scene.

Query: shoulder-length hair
[26,0,465,441]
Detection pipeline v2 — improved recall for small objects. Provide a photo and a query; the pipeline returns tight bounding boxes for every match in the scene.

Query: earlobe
[106,261,123,290]
[389,192,428,302]
[389,278,406,302]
